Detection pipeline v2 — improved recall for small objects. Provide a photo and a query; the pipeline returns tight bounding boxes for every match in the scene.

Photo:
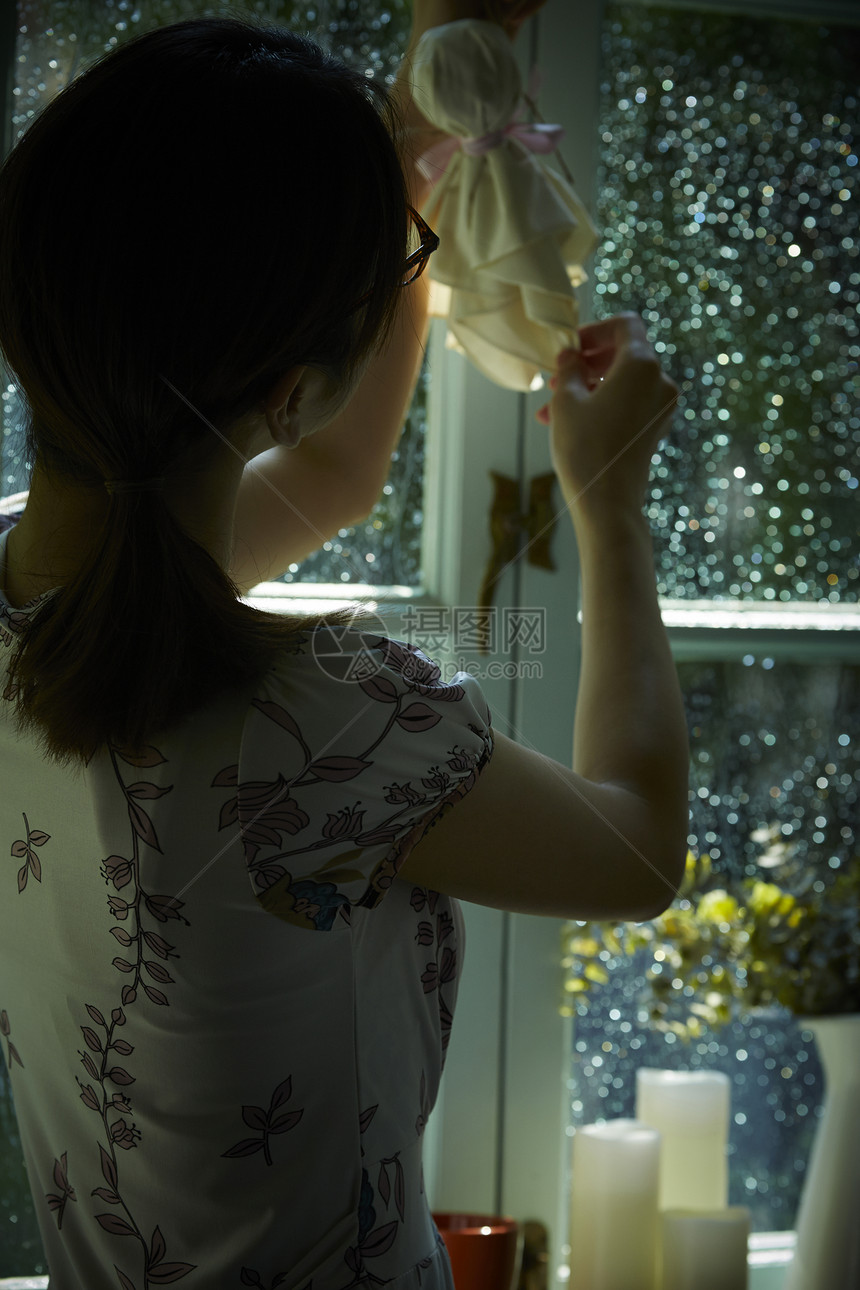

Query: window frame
[423,5,860,1289]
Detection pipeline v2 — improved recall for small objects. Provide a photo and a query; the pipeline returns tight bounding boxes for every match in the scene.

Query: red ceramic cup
[433,1212,523,1290]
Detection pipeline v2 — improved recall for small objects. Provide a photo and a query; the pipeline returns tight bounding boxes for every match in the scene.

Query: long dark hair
[0,13,410,768]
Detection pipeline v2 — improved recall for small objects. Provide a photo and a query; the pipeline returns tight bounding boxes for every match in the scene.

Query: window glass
[0,1077,42,1274]
[282,360,428,587]
[595,3,859,603]
[565,2,860,1237]
[1,0,425,587]
[567,658,859,1231]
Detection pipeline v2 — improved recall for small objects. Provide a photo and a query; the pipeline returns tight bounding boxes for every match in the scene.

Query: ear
[264,366,307,449]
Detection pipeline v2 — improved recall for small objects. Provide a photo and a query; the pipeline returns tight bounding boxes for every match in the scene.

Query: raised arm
[397,313,690,922]
[228,1,547,592]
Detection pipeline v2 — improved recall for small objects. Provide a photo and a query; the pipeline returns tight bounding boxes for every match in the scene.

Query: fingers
[574,345,613,379]
[484,0,549,40]
[571,313,659,390]
[536,314,663,425]
[506,0,550,19]
[535,351,592,425]
[554,314,651,376]
[577,312,650,350]
[549,365,602,392]
[485,0,548,21]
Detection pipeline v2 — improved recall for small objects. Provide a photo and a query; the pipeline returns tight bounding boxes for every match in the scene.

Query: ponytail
[0,15,408,767]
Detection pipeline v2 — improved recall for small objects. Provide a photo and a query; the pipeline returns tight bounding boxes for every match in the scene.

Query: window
[565,0,859,1237]
[425,2,859,1284]
[3,0,858,1281]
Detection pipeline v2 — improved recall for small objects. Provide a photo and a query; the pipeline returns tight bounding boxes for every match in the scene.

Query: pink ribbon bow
[415,64,564,184]
[417,118,564,182]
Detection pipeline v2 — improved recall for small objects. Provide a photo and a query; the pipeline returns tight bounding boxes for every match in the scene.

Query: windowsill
[658,599,860,631]
[0,1233,799,1289]
[553,1232,797,1290]
[241,582,444,629]
[247,584,860,630]
[748,1231,797,1289]
[242,580,430,607]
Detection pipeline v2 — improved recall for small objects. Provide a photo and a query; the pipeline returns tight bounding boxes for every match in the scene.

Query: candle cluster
[569,1069,750,1290]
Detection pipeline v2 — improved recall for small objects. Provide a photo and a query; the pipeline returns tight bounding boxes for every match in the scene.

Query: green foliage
[561,840,860,1039]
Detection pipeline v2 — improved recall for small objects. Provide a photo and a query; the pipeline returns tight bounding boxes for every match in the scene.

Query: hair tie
[104,477,166,496]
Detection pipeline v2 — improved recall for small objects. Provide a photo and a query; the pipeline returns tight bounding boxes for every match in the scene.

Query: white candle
[661,1208,750,1290]
[569,1119,660,1290]
[635,1068,730,1211]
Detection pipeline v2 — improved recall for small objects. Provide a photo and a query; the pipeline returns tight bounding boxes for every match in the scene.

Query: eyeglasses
[345,204,440,317]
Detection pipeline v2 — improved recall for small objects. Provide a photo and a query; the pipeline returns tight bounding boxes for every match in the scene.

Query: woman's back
[0,527,493,1287]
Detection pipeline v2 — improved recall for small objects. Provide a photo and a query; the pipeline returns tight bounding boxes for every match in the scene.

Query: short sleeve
[230,628,494,930]
[0,503,25,535]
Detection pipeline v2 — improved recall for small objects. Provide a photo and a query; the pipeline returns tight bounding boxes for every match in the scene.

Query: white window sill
[553,1232,797,1290]
[0,1233,799,1289]
[749,1231,797,1289]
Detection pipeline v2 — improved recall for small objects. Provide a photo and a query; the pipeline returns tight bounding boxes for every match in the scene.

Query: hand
[399,0,548,201]
[482,0,551,41]
[538,312,680,519]
[410,0,548,43]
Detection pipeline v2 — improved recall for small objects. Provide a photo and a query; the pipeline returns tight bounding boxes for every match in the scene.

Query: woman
[0,2,688,1287]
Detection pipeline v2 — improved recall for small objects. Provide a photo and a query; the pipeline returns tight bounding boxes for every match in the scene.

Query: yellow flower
[659,910,700,941]
[680,850,709,897]
[747,880,795,919]
[567,936,601,957]
[697,889,739,925]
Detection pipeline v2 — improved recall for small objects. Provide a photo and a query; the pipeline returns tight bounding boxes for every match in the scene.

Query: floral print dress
[0,521,494,1290]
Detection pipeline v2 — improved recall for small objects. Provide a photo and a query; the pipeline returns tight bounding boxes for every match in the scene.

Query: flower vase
[783,1014,860,1290]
